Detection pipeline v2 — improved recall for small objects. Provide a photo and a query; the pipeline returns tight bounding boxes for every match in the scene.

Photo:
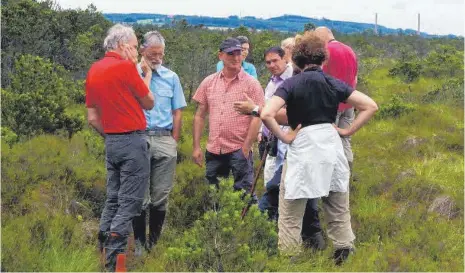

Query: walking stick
[241,144,268,219]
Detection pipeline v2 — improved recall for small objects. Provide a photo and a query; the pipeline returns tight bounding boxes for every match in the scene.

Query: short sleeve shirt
[85,52,150,133]
[193,69,265,154]
[322,40,358,111]
[274,66,353,130]
[137,65,187,130]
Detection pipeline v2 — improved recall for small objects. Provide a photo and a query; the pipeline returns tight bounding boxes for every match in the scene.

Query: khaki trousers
[277,162,355,254]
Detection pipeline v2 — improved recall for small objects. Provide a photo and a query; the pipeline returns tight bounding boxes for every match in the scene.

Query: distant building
[136,19,154,25]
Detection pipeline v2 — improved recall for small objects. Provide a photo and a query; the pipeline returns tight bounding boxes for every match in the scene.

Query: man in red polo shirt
[85,23,154,272]
[315,27,357,173]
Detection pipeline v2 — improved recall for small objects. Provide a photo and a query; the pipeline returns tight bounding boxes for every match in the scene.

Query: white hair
[281,37,295,49]
[103,24,136,51]
[141,31,165,49]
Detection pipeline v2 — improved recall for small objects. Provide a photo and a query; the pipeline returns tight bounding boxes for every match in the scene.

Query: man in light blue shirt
[132,31,187,256]
[216,35,258,79]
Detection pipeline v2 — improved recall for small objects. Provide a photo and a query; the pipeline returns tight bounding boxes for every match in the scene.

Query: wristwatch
[251,105,260,117]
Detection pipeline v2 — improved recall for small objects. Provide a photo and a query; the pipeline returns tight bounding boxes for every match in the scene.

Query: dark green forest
[1,0,464,271]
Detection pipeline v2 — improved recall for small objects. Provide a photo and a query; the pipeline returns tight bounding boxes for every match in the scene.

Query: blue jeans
[205,149,254,192]
[99,131,150,239]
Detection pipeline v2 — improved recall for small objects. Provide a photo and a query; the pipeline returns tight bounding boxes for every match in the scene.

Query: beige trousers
[277,162,355,254]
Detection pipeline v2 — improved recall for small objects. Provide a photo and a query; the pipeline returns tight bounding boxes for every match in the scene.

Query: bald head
[314,27,335,43]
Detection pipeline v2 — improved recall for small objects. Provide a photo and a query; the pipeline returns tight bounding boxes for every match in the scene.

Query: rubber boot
[147,208,166,251]
[132,210,146,257]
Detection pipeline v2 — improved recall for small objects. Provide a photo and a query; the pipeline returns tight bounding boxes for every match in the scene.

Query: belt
[106,130,144,135]
[146,129,171,136]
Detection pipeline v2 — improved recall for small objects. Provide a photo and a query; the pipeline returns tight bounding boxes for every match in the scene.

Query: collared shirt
[85,52,149,133]
[261,64,294,136]
[216,61,258,79]
[137,65,187,130]
[262,64,294,171]
[193,69,265,155]
[322,40,358,112]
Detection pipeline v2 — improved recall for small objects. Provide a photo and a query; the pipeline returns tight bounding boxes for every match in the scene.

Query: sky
[55,0,464,36]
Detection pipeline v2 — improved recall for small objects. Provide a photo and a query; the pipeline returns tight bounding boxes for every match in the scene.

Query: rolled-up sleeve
[172,74,187,110]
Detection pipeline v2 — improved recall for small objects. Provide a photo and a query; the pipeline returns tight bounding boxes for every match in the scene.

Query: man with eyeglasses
[216,35,258,79]
[131,31,187,256]
[192,37,264,196]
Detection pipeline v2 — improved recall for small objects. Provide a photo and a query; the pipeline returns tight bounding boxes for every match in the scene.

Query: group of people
[85,23,378,271]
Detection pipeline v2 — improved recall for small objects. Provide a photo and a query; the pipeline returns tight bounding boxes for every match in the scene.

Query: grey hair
[236,35,249,45]
[141,31,165,49]
[103,24,136,51]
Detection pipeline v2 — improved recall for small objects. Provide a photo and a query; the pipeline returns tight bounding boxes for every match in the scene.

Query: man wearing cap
[216,36,258,79]
[192,38,265,194]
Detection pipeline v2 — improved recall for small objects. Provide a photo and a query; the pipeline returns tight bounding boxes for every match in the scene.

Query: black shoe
[303,231,326,251]
[333,247,354,266]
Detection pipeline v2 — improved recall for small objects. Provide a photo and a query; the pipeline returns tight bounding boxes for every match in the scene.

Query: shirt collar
[303,66,322,73]
[152,65,166,75]
[219,68,245,80]
[105,51,124,60]
[270,64,294,83]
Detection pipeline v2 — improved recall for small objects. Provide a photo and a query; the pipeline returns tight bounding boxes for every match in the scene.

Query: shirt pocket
[155,88,173,115]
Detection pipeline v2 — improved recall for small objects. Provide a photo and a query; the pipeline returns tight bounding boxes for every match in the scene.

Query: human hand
[233,93,256,115]
[333,124,352,137]
[123,44,138,64]
[192,147,203,167]
[140,57,152,75]
[241,145,251,158]
[282,124,302,144]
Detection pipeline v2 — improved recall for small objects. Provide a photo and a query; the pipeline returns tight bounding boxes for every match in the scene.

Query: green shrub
[145,179,277,272]
[377,95,415,119]
[1,212,98,272]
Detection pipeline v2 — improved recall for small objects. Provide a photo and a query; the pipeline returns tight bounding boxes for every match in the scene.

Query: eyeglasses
[145,52,164,59]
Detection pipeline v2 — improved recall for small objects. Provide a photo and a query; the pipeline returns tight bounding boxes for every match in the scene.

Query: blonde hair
[281,37,295,50]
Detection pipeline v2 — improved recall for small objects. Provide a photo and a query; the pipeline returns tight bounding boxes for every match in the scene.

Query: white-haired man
[86,23,154,272]
[132,31,187,256]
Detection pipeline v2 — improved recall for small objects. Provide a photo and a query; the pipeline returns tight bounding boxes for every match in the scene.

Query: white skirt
[284,123,350,200]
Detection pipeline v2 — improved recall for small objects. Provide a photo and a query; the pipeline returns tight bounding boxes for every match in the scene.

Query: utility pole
[417,13,420,35]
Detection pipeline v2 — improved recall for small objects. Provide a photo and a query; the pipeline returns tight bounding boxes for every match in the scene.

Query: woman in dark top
[260,31,378,264]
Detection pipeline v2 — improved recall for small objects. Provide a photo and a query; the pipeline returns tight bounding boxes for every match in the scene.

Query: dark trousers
[205,149,254,192]
[99,132,150,271]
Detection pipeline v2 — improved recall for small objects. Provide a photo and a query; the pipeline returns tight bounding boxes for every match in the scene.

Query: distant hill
[103,13,458,38]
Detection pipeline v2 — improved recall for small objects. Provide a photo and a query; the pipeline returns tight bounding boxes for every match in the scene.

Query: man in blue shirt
[132,31,187,256]
[216,35,258,79]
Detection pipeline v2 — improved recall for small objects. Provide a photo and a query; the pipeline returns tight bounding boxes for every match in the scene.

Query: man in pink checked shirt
[192,37,265,194]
